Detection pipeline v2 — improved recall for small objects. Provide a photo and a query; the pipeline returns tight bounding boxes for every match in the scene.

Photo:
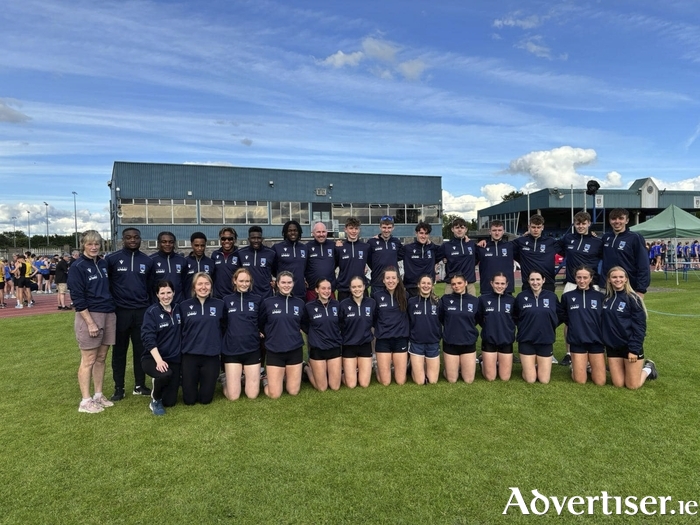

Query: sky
[2,0,700,237]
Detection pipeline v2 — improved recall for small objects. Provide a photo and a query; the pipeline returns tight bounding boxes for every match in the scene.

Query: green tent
[630,205,700,238]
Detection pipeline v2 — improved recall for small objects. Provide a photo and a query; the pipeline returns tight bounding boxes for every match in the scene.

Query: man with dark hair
[212,226,238,299]
[305,221,337,301]
[600,208,650,296]
[272,220,307,299]
[237,226,276,298]
[150,231,188,303]
[437,217,477,295]
[55,253,71,310]
[335,217,370,302]
[367,215,402,294]
[475,220,515,294]
[184,232,215,298]
[512,214,560,292]
[105,227,153,400]
[401,221,439,297]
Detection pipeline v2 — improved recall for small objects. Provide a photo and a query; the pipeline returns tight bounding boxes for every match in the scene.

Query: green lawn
[2,273,700,524]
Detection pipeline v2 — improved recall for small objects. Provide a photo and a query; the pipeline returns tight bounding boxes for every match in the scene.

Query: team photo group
[67,207,657,416]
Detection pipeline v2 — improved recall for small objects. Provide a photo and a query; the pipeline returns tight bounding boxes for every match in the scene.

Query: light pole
[11,216,17,248]
[27,210,31,250]
[72,191,78,249]
[44,202,49,246]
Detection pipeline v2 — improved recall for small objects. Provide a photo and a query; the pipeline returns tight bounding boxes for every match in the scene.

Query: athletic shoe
[218,372,226,384]
[133,385,152,396]
[560,354,572,367]
[93,393,114,408]
[149,399,166,416]
[29,300,35,306]
[551,355,558,364]
[513,355,521,364]
[301,361,311,383]
[15,304,23,309]
[27,303,33,308]
[477,354,483,368]
[644,359,658,380]
[110,387,125,402]
[78,399,104,414]
[0,304,5,309]
[57,306,63,310]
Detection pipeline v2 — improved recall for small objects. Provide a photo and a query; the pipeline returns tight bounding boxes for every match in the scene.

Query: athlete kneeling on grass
[439,273,479,383]
[513,271,559,384]
[602,266,658,389]
[141,280,182,415]
[339,276,376,388]
[302,278,343,392]
[222,268,263,400]
[476,273,515,382]
[259,271,305,399]
[372,267,410,386]
[558,267,606,386]
[408,275,442,384]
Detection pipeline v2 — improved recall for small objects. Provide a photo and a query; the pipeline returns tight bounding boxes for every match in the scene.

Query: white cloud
[362,37,399,62]
[183,161,235,167]
[320,50,364,68]
[684,122,700,149]
[0,100,31,123]
[493,13,542,30]
[480,183,519,203]
[650,175,700,191]
[516,36,552,59]
[397,59,426,81]
[442,190,491,219]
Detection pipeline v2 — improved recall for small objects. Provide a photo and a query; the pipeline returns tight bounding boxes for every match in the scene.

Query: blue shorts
[409,342,440,359]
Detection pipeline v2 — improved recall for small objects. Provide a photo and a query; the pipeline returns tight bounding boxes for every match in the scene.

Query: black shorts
[222,350,261,366]
[375,337,409,354]
[570,343,604,355]
[266,347,303,367]
[518,342,553,357]
[309,346,342,361]
[14,277,25,288]
[481,342,514,354]
[0,281,4,290]
[342,343,372,359]
[443,342,476,355]
[606,345,644,360]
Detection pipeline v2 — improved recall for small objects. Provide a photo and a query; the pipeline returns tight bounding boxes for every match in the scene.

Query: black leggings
[141,356,181,407]
[181,354,220,405]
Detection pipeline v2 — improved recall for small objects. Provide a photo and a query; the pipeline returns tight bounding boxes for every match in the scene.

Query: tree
[442,214,478,240]
[502,191,524,201]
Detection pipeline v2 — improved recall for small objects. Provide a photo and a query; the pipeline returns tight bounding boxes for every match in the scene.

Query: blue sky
[2,0,700,236]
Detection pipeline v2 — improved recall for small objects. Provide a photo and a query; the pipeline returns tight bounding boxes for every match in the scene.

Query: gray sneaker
[644,359,658,380]
[93,393,114,408]
[78,399,104,414]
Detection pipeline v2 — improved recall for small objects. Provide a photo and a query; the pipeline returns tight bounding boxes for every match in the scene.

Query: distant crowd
[1,251,77,310]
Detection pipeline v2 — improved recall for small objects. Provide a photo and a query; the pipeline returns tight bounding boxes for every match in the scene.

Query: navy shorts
[342,343,372,359]
[309,346,342,361]
[606,345,644,360]
[266,347,303,367]
[518,342,553,357]
[222,350,261,366]
[443,342,476,356]
[570,343,604,355]
[375,337,409,354]
[481,342,514,354]
[409,342,440,359]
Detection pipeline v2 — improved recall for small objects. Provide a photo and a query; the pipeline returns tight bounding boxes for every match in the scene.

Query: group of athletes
[67,207,656,415]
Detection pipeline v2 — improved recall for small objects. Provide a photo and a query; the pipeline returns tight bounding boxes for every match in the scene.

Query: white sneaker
[78,399,104,414]
[93,393,114,408]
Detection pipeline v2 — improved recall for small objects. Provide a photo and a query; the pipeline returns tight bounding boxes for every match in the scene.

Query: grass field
[2,273,700,524]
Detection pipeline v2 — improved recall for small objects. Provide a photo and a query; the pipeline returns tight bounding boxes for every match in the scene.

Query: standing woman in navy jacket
[339,276,376,388]
[302,278,343,391]
[602,266,658,389]
[141,280,182,415]
[477,273,516,381]
[259,271,305,399]
[408,275,442,385]
[558,267,606,385]
[179,272,225,405]
[439,273,479,383]
[372,267,410,386]
[513,271,559,384]
[222,268,263,400]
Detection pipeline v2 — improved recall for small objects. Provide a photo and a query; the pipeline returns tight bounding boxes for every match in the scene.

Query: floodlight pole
[72,191,78,249]
[11,216,17,248]
[27,210,31,250]
[44,202,49,246]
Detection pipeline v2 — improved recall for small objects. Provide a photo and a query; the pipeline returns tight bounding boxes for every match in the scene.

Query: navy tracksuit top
[372,290,409,339]
[222,291,262,356]
[601,291,647,355]
[302,298,342,350]
[106,248,153,309]
[259,294,305,353]
[141,303,182,362]
[67,255,115,313]
[339,296,376,346]
[477,292,516,346]
[513,289,560,344]
[150,251,188,303]
[178,297,225,356]
[558,287,604,345]
[408,296,442,344]
[439,292,479,346]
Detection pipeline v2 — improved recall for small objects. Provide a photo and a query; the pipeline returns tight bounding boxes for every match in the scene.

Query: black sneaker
[110,387,125,402]
[301,361,311,383]
[644,359,658,380]
[560,354,572,367]
[133,385,152,396]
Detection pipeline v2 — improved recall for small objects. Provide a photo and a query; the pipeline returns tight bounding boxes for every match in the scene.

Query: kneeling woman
[222,268,262,400]
[339,276,376,388]
[476,273,515,381]
[408,275,442,384]
[302,278,342,391]
[141,280,182,415]
[513,271,559,384]
[602,266,657,389]
[558,267,606,385]
[179,272,225,405]
[439,273,479,383]
[372,267,410,386]
[259,271,305,399]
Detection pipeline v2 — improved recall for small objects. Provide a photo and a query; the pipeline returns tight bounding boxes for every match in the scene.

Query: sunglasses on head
[380,216,394,222]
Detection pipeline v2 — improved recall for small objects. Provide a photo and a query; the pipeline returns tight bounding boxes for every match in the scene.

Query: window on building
[388,204,404,224]
[119,199,146,224]
[332,203,352,223]
[405,204,421,225]
[200,200,224,224]
[248,201,269,224]
[173,199,197,224]
[224,201,247,224]
[423,204,440,224]
[351,203,370,225]
[369,204,387,224]
[271,202,309,224]
[147,199,173,224]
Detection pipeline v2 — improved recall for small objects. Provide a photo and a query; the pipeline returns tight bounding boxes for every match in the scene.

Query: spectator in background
[55,253,71,310]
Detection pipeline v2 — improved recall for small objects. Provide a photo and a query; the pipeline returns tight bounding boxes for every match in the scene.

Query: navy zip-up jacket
[477,292,516,346]
[236,245,276,299]
[336,240,370,292]
[211,248,238,299]
[178,297,225,356]
[305,239,337,290]
[476,239,515,294]
[408,296,442,344]
[184,254,215,299]
[372,290,409,339]
[141,302,182,362]
[401,239,438,290]
[67,254,115,313]
[558,287,604,345]
[602,291,646,355]
[437,238,477,283]
[302,298,342,350]
[513,289,560,344]
[259,294,305,353]
[222,291,262,356]
[439,292,479,345]
[556,232,603,284]
[339,296,376,346]
[367,236,402,290]
[106,248,153,309]
[150,251,188,303]
[272,240,307,299]
[600,228,650,293]
[512,235,559,289]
